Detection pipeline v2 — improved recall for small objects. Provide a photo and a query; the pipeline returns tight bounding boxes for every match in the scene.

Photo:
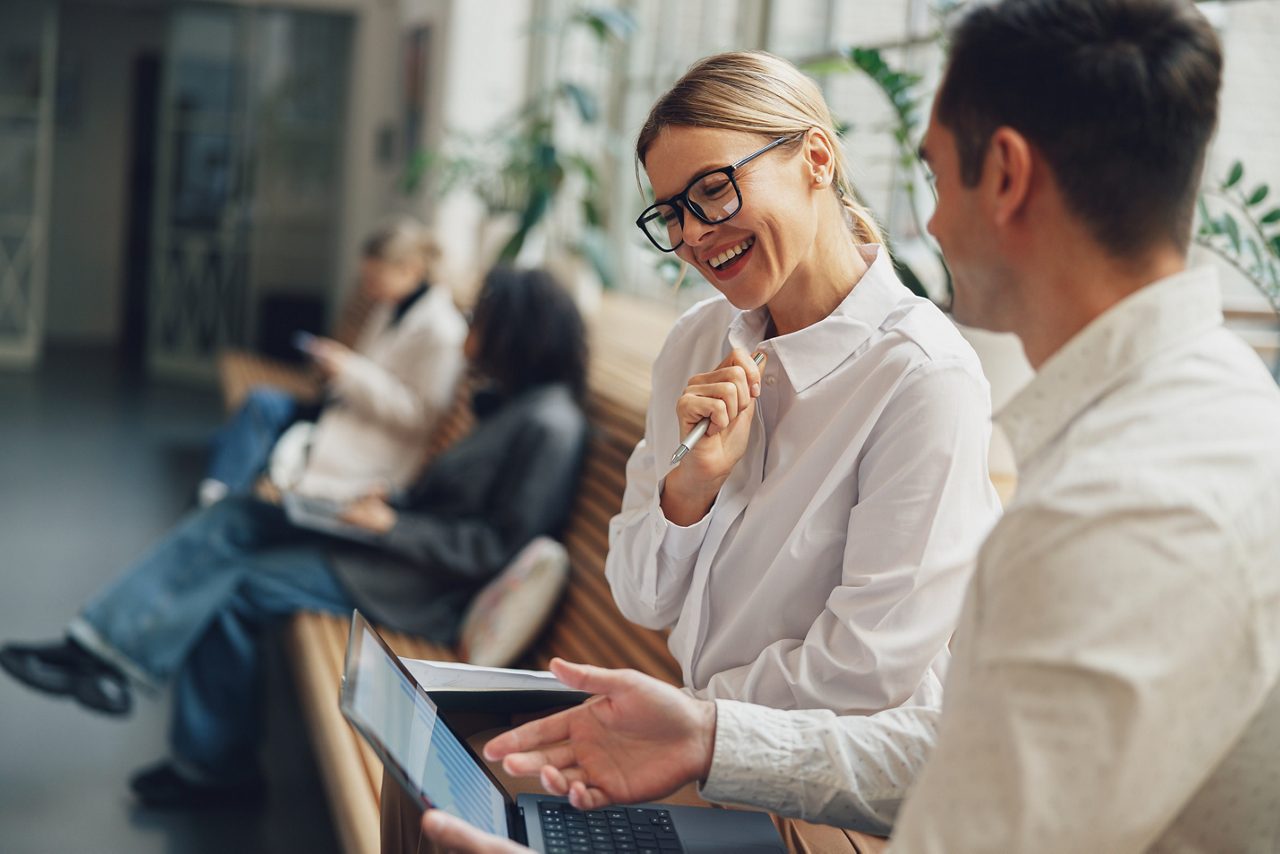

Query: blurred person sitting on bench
[0,267,590,809]
[198,216,467,507]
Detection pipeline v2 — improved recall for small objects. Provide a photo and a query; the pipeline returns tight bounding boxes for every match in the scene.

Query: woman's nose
[681,212,714,247]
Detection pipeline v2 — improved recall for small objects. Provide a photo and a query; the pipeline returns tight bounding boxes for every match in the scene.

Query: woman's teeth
[709,237,754,270]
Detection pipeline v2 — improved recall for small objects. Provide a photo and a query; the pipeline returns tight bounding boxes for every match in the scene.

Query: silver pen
[669,351,767,466]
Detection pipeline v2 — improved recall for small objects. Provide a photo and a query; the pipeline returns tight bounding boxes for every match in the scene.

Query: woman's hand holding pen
[660,348,765,526]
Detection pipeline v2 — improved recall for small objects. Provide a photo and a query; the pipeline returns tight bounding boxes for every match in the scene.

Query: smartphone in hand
[292,330,318,357]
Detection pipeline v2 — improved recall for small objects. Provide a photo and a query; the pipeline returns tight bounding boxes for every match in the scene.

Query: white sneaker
[197,479,229,508]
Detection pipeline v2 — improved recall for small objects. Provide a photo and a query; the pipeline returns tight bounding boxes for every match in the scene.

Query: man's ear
[986,126,1033,226]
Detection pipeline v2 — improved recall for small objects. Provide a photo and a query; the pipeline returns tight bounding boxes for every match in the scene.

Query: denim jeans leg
[205,387,299,493]
[167,544,355,780]
[71,497,298,687]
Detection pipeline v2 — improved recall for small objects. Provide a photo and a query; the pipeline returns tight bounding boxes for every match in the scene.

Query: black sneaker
[129,761,266,809]
[0,638,132,716]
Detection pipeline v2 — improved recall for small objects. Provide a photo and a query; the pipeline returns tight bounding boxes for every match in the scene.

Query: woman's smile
[704,236,756,281]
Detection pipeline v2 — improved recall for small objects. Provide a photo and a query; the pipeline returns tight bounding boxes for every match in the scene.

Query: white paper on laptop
[401,659,590,712]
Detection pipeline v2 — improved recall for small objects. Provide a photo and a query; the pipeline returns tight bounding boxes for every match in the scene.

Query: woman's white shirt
[605,245,1002,714]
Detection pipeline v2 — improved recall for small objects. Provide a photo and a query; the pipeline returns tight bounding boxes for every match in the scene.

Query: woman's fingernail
[752,383,761,396]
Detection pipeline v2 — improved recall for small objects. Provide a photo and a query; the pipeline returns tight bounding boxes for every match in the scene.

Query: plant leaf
[1223,214,1241,252]
[582,196,602,228]
[579,227,614,288]
[574,8,636,42]
[559,82,599,123]
[1245,237,1263,269]
[1248,184,1270,206]
[1224,161,1244,189]
[892,257,931,300]
[801,56,857,76]
[1261,208,1280,226]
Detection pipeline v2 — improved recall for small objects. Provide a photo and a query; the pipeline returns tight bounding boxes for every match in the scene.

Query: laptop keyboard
[536,801,683,853]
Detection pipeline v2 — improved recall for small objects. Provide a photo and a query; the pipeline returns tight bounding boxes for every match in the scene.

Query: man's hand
[421,810,530,853]
[308,336,353,380]
[483,659,718,810]
[339,493,397,534]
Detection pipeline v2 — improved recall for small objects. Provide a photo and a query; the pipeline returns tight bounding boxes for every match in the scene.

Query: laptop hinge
[510,802,528,846]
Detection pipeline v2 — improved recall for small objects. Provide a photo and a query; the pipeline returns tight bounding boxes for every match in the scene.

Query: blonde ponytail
[836,186,884,246]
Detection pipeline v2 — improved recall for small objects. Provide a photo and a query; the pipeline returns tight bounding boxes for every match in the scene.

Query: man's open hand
[483,659,717,811]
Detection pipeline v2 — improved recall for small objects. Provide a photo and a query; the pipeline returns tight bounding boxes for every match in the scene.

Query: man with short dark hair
[420,0,1280,850]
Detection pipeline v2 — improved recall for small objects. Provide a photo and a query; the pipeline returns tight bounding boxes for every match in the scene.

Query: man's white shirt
[703,266,1280,852]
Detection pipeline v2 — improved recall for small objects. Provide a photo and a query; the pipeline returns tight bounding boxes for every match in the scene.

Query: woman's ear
[803,128,835,188]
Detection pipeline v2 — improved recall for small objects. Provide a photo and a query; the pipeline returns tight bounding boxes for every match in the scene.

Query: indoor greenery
[403,7,635,287]
[811,31,1280,337]
[1196,161,1280,314]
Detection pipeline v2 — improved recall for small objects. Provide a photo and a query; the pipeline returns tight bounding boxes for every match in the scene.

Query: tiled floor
[0,345,341,854]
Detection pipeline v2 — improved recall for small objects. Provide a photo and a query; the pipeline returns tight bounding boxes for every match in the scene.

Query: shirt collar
[726,245,913,393]
[996,265,1224,467]
[390,281,430,326]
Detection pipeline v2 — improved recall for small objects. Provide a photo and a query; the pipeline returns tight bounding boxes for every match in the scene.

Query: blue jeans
[206,387,300,493]
[73,496,355,781]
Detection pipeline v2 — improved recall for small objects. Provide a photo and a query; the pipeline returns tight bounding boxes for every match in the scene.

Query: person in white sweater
[200,217,467,505]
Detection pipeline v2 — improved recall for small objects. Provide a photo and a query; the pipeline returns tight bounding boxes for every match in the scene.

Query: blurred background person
[199,217,467,507]
[0,266,589,809]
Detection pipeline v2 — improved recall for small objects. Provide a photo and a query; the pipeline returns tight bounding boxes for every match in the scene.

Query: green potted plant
[404,7,634,291]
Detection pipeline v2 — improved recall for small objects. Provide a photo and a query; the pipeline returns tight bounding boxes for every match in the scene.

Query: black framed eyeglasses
[635,133,803,253]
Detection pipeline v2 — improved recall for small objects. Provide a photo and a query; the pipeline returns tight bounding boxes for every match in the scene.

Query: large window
[528,0,1280,331]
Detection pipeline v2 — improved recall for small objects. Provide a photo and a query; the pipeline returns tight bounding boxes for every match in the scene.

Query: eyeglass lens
[641,170,742,250]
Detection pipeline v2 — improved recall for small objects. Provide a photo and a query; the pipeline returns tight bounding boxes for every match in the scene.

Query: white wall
[300,0,530,308]
[44,3,164,343]
[328,0,405,308]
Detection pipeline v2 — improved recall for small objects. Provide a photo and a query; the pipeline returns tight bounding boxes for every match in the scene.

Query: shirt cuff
[700,699,799,810]
[655,480,714,560]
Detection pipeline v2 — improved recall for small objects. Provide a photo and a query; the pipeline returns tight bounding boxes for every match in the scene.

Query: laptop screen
[343,620,509,837]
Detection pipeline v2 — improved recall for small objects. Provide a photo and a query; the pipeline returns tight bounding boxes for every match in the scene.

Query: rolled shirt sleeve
[605,316,718,630]
[604,436,709,630]
[701,698,938,836]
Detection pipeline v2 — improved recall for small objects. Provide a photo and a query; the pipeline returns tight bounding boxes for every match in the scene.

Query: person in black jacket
[0,267,589,808]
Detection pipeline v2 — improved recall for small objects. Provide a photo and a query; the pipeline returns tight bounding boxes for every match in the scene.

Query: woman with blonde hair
[200,216,467,505]
[605,50,1001,715]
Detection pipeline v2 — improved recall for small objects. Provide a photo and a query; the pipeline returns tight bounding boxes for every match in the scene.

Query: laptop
[282,492,381,544]
[339,610,786,853]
